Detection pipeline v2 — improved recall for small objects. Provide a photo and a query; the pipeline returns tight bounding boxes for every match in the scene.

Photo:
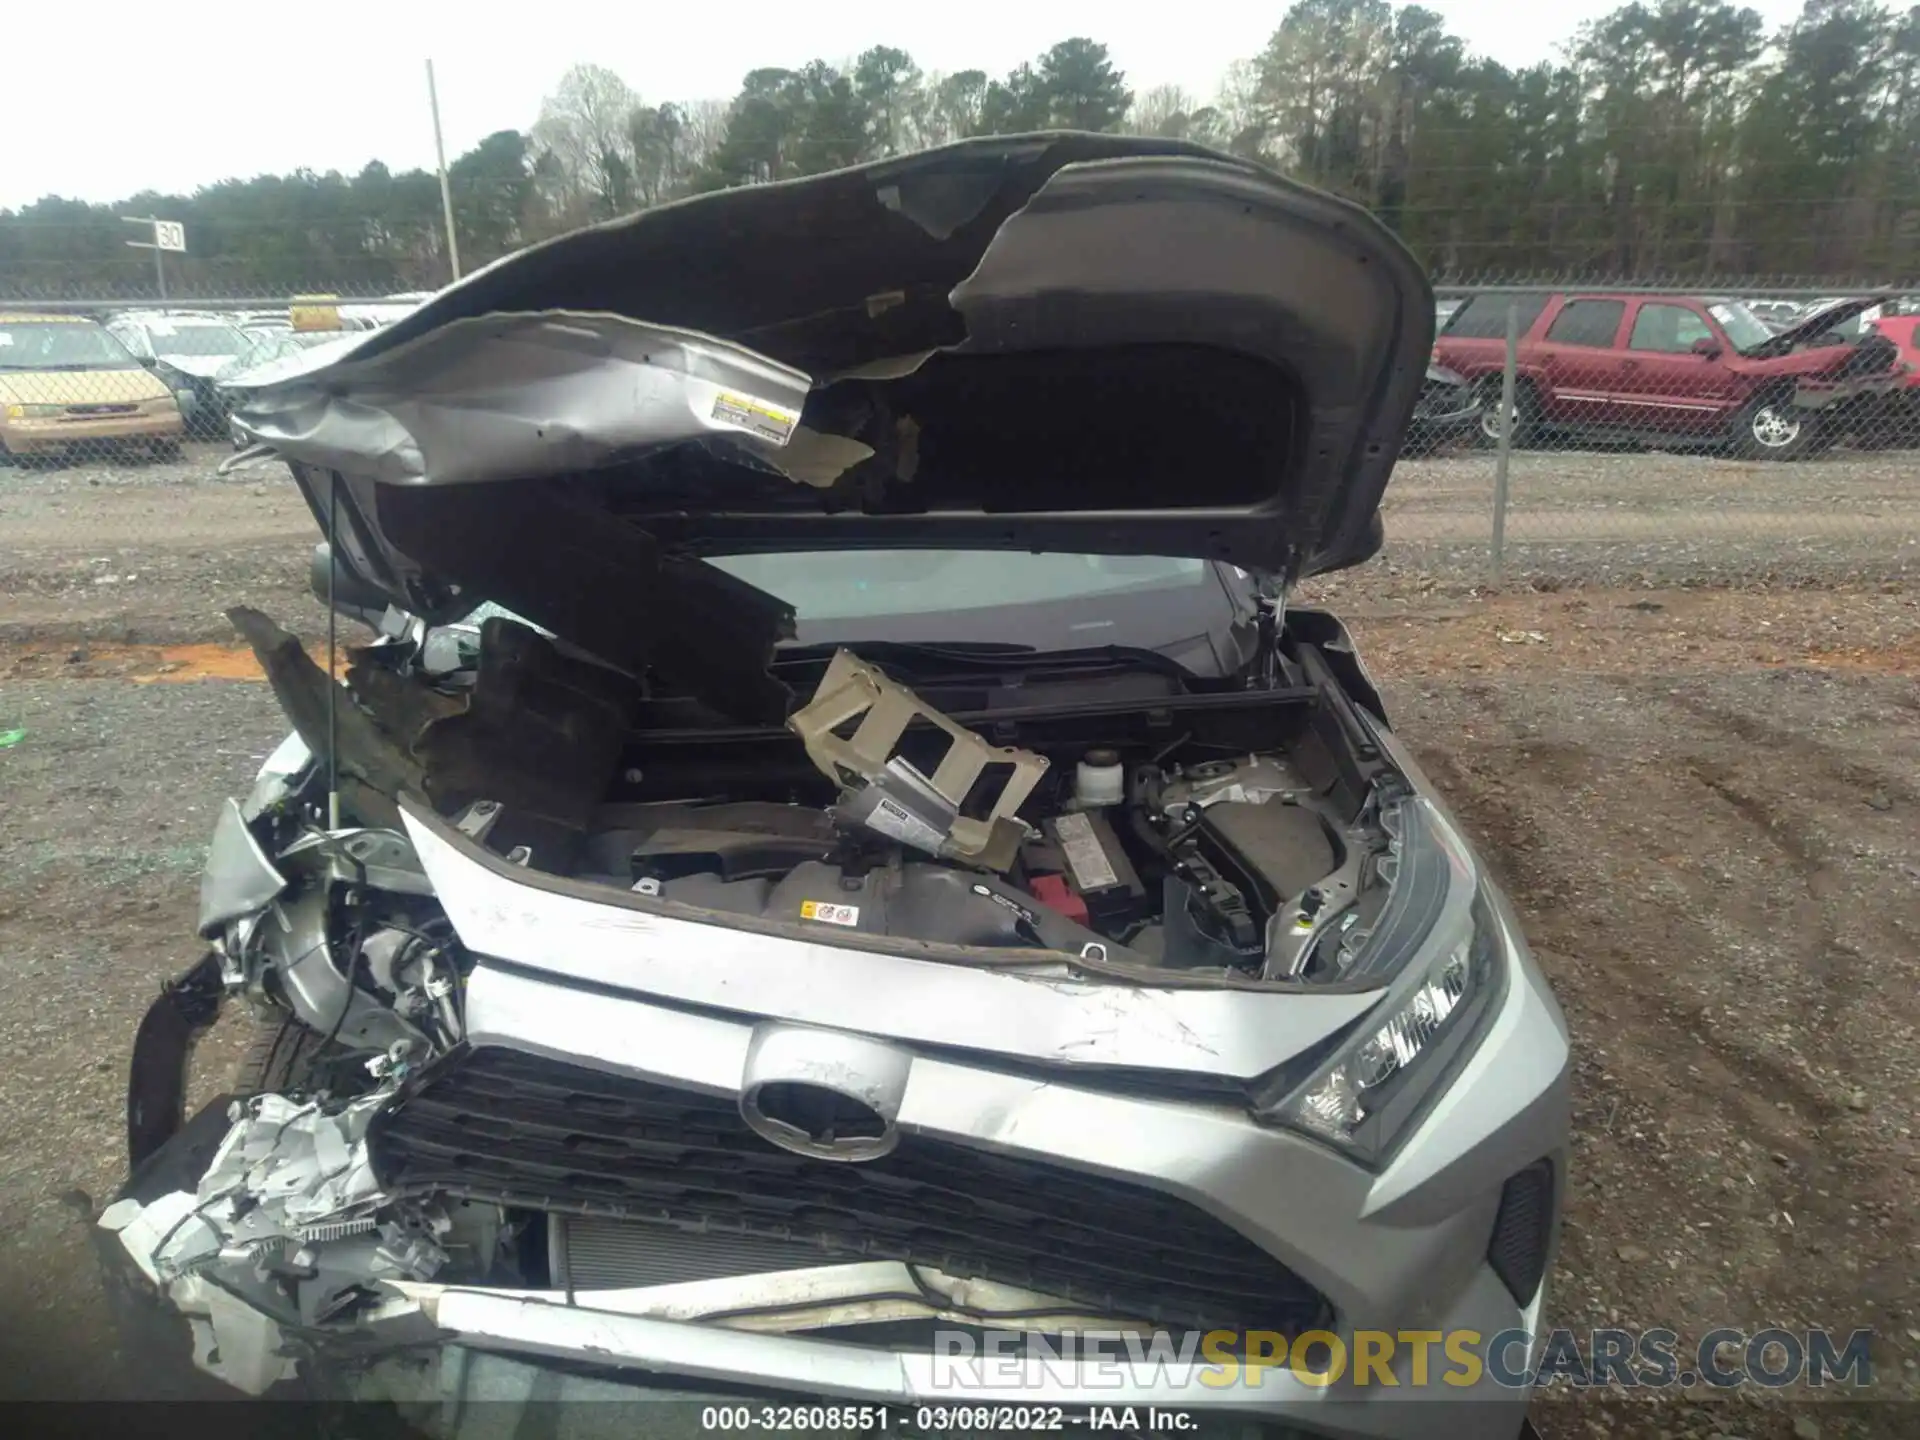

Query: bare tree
[1211,58,1268,157]
[1129,84,1200,136]
[677,98,732,178]
[532,64,643,218]
[921,70,990,144]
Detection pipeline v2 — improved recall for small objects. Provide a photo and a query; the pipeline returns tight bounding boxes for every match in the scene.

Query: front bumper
[347,1277,1550,1439]
[1407,403,1481,446]
[1792,366,1909,411]
[2,408,182,454]
[107,928,1568,1440]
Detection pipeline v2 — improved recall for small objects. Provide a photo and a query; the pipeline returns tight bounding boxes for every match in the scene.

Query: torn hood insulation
[231,134,1431,605]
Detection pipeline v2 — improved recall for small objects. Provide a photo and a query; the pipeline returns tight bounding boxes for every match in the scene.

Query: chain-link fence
[1393,284,1920,588]
[4,284,1917,601]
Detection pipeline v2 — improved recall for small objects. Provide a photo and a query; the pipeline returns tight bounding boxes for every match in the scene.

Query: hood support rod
[325,472,341,830]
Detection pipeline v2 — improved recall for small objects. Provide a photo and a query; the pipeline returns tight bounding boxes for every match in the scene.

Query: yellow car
[0,313,185,461]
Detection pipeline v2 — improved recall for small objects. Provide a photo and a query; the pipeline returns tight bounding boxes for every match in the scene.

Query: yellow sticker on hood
[712,390,799,446]
[799,900,859,927]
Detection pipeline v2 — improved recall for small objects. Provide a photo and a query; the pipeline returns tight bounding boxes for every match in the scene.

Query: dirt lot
[1,444,1917,1436]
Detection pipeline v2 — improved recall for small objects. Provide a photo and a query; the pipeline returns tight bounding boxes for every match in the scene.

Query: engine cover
[655,859,1099,952]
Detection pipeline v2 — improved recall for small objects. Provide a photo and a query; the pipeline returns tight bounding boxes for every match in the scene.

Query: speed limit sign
[153,220,186,252]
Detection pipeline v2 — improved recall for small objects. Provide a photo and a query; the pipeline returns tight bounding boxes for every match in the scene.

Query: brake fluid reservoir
[1074,749,1125,808]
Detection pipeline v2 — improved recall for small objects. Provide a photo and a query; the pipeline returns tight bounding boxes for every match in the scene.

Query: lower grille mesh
[371,1046,1327,1335]
[554,1213,825,1289]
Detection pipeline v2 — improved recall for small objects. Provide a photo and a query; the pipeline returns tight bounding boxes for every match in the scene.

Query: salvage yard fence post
[1491,300,1519,581]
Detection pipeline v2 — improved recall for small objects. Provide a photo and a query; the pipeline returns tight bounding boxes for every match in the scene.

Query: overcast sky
[5,0,1808,208]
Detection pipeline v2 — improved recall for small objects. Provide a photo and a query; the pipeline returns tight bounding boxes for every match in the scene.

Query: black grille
[371,1046,1328,1336]
[1487,1160,1555,1305]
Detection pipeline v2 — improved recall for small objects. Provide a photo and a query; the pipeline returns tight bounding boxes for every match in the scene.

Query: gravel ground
[3,443,1916,653]
[2,446,1918,1436]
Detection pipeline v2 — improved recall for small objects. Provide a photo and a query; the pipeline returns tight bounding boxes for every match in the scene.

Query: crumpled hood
[231,133,1432,597]
[1743,294,1891,357]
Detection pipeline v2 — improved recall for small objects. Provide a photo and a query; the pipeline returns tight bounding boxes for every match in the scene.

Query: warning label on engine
[1053,811,1119,891]
[800,900,860,927]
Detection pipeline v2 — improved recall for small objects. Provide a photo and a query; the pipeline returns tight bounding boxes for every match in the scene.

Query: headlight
[1255,797,1508,1166]
[5,403,63,419]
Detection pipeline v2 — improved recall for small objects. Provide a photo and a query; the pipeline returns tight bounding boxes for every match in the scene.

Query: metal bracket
[788,649,1047,872]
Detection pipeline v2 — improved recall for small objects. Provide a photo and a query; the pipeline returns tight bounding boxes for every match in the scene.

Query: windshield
[706,550,1210,626]
[0,320,139,370]
[450,552,1243,674]
[146,322,248,359]
[1707,302,1774,351]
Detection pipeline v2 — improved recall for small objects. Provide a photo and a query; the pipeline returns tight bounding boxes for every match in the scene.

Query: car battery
[1042,809,1147,930]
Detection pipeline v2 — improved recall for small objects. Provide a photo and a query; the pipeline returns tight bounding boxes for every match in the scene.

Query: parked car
[1745,299,1803,331]
[339,299,424,329]
[1837,301,1920,447]
[100,135,1567,1440]
[1868,309,1920,400]
[0,312,183,462]
[1437,290,1907,457]
[1795,296,1852,323]
[103,311,253,438]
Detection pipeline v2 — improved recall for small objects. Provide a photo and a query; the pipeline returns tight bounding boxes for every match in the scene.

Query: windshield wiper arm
[775,639,1034,666]
[775,639,1193,682]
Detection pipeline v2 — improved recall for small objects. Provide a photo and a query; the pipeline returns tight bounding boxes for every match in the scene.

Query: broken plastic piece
[100,1085,449,1394]
[787,650,1047,872]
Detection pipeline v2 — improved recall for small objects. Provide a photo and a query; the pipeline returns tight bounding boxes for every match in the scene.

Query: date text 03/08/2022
[700,1406,1198,1432]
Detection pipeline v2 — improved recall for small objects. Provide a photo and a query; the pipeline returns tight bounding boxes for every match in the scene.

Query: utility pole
[426,60,462,282]
[122,216,184,301]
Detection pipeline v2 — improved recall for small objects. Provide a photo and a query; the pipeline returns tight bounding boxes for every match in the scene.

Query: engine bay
[526,741,1382,983]
[212,602,1411,1101]
[116,607,1427,1396]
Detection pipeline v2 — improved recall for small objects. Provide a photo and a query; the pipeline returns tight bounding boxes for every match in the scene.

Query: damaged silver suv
[100,135,1568,1439]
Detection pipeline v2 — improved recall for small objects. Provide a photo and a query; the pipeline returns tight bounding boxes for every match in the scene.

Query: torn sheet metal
[98,1088,445,1394]
[197,797,288,937]
[100,1091,397,1280]
[180,1273,300,1394]
[226,312,812,489]
[789,649,1048,872]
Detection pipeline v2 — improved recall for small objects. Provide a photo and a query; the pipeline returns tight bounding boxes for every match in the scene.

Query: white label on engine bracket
[865,795,947,855]
[1054,811,1119,891]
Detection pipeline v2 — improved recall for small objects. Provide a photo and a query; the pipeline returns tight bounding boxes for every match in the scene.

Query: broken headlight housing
[1255,799,1507,1166]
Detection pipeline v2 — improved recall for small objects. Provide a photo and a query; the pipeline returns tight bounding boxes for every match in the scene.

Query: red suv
[1436,291,1908,459]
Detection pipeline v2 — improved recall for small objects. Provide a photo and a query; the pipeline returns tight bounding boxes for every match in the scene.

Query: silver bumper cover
[358,1274,1548,1440]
